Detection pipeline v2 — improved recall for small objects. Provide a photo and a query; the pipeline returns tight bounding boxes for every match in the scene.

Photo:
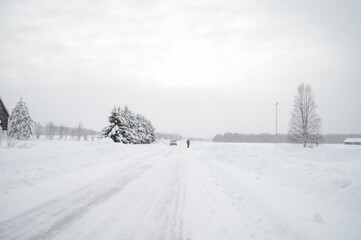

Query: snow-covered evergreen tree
[8,98,34,139]
[102,107,123,143]
[120,106,137,144]
[135,114,147,144]
[144,118,156,143]
[102,106,156,144]
[135,114,156,144]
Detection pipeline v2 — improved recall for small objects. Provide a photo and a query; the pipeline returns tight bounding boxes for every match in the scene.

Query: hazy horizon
[1,0,360,138]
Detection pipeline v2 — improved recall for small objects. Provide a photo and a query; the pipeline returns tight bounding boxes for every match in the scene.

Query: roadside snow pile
[199,143,361,202]
[154,138,170,145]
[97,137,115,145]
[196,143,361,239]
[0,140,164,222]
[0,140,129,194]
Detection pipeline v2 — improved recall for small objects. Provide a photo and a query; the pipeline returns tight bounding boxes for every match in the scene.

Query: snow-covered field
[0,140,360,240]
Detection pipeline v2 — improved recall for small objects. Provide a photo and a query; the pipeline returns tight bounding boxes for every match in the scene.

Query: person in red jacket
[186,139,190,148]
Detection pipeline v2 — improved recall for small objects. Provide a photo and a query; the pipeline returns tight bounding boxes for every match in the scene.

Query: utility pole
[276,102,278,145]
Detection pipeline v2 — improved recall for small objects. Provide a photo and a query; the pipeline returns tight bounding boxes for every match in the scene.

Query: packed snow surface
[0,140,360,240]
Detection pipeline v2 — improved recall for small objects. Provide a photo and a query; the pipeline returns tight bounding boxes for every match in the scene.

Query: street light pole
[276,102,278,145]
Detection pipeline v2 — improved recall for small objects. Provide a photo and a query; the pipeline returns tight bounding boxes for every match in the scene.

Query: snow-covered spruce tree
[134,114,149,144]
[8,98,34,140]
[102,106,156,144]
[288,83,322,147]
[147,121,156,143]
[102,106,122,142]
[139,116,156,144]
[119,106,136,144]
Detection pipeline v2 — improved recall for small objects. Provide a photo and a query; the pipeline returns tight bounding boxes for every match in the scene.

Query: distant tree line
[213,133,288,143]
[320,134,361,144]
[33,121,99,141]
[213,132,361,144]
[156,132,183,140]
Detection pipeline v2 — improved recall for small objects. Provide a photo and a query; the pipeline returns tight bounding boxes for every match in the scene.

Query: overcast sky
[1,0,360,138]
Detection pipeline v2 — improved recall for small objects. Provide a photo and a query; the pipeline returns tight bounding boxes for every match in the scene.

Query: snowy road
[0,140,360,240]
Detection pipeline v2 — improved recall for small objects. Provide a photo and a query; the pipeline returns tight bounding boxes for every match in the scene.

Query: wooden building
[0,97,9,131]
[344,138,361,145]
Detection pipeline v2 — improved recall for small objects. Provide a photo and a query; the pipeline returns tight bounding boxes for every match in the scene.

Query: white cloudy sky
[1,0,360,138]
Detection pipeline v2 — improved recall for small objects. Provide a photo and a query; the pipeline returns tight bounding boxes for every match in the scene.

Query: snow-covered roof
[344,138,361,143]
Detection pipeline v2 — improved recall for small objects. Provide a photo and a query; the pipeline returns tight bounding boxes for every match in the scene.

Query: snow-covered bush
[8,98,34,140]
[102,106,156,144]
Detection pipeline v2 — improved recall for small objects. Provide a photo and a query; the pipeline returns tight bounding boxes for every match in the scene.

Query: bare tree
[288,83,322,147]
[58,124,65,140]
[70,127,76,140]
[45,121,56,140]
[83,128,88,141]
[64,127,70,140]
[90,134,95,141]
[76,122,83,141]
[33,122,43,139]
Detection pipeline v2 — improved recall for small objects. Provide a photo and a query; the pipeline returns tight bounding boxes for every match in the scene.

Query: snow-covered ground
[0,140,360,240]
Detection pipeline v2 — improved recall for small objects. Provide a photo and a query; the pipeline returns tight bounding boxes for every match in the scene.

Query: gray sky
[1,0,360,138]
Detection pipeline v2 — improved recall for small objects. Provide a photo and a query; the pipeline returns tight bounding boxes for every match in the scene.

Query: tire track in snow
[153,154,186,240]
[117,150,187,240]
[0,160,154,240]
